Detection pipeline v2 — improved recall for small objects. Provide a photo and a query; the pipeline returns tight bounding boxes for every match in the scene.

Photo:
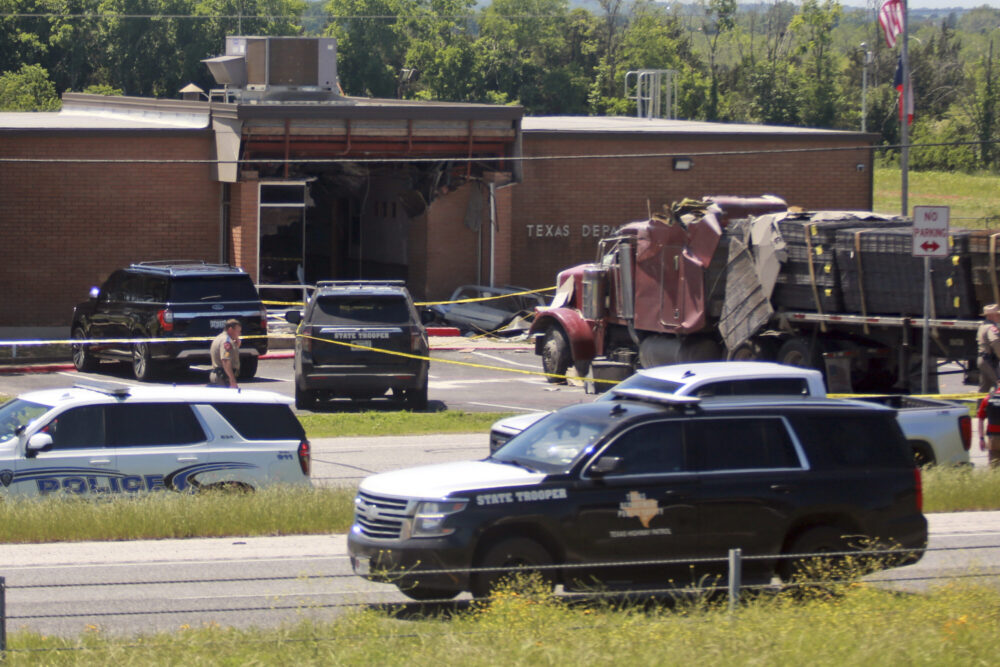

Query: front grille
[354,491,411,539]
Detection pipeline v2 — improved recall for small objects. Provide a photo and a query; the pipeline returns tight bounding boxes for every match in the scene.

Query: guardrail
[1,542,998,653]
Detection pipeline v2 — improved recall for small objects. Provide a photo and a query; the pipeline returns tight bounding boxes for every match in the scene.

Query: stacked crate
[834,227,976,318]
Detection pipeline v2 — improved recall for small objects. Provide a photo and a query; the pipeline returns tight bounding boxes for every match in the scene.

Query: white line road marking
[470,351,539,369]
[467,401,549,412]
[59,372,135,386]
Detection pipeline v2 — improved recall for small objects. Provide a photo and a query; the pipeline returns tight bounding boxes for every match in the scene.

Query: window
[694,378,810,397]
[786,414,910,469]
[311,295,410,325]
[0,399,49,444]
[105,404,205,447]
[599,421,687,476]
[211,403,305,441]
[101,272,126,302]
[689,417,800,471]
[48,406,106,449]
[169,276,259,302]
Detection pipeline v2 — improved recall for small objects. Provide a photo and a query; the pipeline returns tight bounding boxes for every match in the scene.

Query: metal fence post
[1,576,7,655]
[728,548,742,612]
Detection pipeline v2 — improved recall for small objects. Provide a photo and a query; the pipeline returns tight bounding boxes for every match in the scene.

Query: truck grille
[354,491,411,539]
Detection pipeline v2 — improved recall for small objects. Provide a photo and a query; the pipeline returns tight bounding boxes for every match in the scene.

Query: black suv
[71,261,268,381]
[348,392,927,600]
[286,281,429,411]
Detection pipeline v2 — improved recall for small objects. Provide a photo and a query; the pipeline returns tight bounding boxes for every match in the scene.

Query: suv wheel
[238,355,259,381]
[132,339,158,381]
[71,327,99,372]
[471,537,555,599]
[397,584,460,601]
[405,382,428,411]
[295,385,318,411]
[778,526,850,583]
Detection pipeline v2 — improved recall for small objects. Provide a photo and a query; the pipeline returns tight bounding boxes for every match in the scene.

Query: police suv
[348,390,927,600]
[0,382,311,496]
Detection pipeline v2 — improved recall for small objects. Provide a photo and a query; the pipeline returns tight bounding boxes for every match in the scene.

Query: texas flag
[893,56,914,126]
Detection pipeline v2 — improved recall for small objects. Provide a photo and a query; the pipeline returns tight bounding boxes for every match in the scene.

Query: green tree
[699,0,736,121]
[0,63,60,109]
[325,0,407,97]
[787,0,842,128]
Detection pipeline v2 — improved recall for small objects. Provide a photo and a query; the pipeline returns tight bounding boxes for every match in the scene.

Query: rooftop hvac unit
[204,36,339,100]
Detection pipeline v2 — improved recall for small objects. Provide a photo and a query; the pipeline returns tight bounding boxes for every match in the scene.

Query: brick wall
[0,131,219,327]
[511,132,873,289]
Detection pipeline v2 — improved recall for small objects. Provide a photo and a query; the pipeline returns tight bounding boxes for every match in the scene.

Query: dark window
[599,421,687,476]
[48,406,107,449]
[168,276,259,302]
[104,404,205,447]
[101,272,126,302]
[311,295,410,325]
[786,414,911,469]
[689,417,800,471]
[211,403,305,441]
[694,378,811,397]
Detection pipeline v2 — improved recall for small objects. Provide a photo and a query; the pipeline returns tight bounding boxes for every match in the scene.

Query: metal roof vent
[203,36,339,102]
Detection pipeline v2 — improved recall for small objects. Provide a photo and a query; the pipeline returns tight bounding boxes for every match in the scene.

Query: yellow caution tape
[261,285,558,310]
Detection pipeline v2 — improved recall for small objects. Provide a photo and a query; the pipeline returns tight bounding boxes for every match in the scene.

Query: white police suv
[0,381,311,496]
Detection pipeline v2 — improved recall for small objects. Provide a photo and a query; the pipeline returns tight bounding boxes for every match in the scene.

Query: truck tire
[471,537,555,599]
[776,337,824,371]
[541,327,571,383]
[778,526,849,583]
[238,355,258,381]
[728,338,780,362]
[72,326,99,372]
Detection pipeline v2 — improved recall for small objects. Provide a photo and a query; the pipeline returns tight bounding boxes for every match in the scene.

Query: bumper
[298,362,428,392]
[347,529,473,592]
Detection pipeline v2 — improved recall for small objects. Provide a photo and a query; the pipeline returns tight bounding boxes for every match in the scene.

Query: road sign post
[912,206,951,394]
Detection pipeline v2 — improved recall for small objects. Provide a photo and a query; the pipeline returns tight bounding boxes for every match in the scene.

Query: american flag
[879,0,904,48]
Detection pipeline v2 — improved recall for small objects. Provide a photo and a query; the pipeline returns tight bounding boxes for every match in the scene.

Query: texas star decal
[618,491,664,527]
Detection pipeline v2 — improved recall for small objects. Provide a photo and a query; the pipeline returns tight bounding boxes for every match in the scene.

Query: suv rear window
[786,414,911,468]
[311,295,410,325]
[211,403,305,441]
[168,276,259,302]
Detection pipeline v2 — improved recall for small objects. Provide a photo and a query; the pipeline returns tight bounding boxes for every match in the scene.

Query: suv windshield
[168,276,259,302]
[312,295,410,325]
[492,412,608,473]
[0,399,50,444]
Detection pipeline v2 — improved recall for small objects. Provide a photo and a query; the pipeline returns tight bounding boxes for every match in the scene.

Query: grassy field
[873,167,1000,228]
[299,410,512,438]
[7,582,1000,663]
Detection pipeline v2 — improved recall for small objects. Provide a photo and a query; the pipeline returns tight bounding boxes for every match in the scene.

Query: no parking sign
[912,206,950,258]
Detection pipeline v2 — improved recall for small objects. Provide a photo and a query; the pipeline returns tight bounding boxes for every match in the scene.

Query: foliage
[298,409,513,437]
[0,63,60,110]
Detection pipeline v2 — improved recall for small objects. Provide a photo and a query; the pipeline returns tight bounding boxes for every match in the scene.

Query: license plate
[352,556,370,575]
[210,319,227,329]
[352,339,372,350]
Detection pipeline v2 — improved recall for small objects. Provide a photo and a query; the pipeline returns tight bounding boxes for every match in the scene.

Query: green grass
[299,410,513,438]
[873,167,1000,228]
[7,582,1000,663]
[922,465,1000,513]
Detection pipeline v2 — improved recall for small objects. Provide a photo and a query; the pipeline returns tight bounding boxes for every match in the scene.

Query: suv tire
[71,327,99,372]
[405,382,428,411]
[471,537,555,599]
[778,526,849,583]
[397,584,460,601]
[295,385,318,411]
[238,355,259,381]
[132,339,158,381]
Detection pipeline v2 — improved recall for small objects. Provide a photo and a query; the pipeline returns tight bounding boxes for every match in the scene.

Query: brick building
[0,88,874,336]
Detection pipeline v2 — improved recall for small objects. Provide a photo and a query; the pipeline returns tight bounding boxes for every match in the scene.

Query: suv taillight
[411,329,425,352]
[157,308,174,332]
[958,415,972,451]
[913,467,923,512]
[298,439,311,476]
[260,306,268,332]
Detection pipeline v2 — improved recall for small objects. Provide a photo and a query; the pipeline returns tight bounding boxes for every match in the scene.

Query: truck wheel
[397,584,460,601]
[238,355,258,381]
[778,526,849,583]
[472,537,555,599]
[776,337,823,371]
[132,339,158,381]
[72,327,99,372]
[541,328,571,383]
[729,338,779,362]
[910,440,936,467]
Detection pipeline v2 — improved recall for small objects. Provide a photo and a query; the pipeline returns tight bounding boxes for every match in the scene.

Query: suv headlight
[411,499,467,538]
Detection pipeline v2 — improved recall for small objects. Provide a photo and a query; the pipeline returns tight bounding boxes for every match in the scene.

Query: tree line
[2,0,999,172]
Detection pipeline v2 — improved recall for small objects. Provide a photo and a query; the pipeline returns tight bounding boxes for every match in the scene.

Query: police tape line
[260,285,558,308]
[0,332,990,398]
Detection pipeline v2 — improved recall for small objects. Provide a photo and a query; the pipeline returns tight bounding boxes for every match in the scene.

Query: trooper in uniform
[977,304,1000,392]
[209,319,242,388]
[977,379,1000,467]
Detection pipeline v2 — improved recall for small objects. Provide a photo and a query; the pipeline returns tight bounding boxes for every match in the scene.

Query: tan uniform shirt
[210,331,240,375]
[978,322,1000,359]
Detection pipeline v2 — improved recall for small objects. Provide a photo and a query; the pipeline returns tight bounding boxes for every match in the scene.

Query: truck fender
[529,309,596,363]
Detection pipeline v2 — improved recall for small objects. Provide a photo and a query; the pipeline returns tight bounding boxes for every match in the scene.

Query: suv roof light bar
[610,388,701,407]
[73,379,131,398]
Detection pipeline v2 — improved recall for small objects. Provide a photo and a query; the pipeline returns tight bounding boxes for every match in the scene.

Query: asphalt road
[1,513,998,637]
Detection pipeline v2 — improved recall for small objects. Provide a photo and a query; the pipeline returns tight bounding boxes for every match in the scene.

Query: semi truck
[529,195,992,393]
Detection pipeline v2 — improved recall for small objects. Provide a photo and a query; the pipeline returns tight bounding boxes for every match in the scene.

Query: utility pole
[861,43,872,133]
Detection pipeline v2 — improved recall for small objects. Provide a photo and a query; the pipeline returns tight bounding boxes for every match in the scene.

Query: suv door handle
[89,458,112,465]
[770,484,794,493]
[177,456,199,462]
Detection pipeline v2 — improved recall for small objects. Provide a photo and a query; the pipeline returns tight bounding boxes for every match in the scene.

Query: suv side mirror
[286,310,302,325]
[26,433,53,458]
[590,456,622,476]
[89,286,100,300]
